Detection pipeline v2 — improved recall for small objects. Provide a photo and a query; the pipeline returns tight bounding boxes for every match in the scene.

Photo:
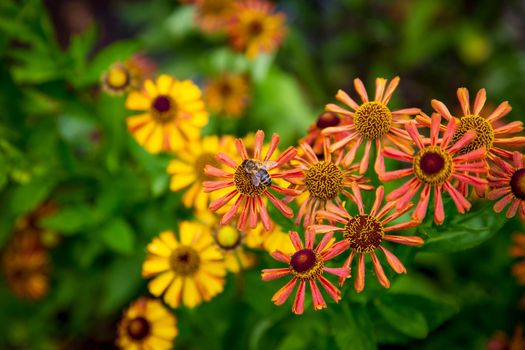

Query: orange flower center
[151,95,177,123]
[344,215,384,253]
[126,316,151,341]
[170,246,200,276]
[305,161,344,201]
[233,159,268,197]
[413,146,453,185]
[289,248,324,280]
[316,112,340,129]
[451,114,494,155]
[354,101,393,139]
[510,168,525,200]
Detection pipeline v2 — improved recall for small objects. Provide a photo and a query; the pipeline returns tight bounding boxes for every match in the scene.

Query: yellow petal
[167,159,194,175]
[164,276,183,308]
[182,277,202,308]
[143,79,158,98]
[182,182,201,208]
[169,173,196,192]
[125,91,151,110]
[142,256,170,277]
[158,231,179,250]
[147,237,172,257]
[143,124,164,154]
[171,80,202,102]
[148,271,175,297]
[157,75,174,95]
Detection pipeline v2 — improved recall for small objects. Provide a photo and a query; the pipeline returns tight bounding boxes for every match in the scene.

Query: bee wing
[262,160,277,170]
[252,174,261,187]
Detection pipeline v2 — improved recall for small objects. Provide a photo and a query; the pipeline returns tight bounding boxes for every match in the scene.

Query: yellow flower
[227,0,287,59]
[101,55,156,96]
[245,222,295,255]
[204,73,251,117]
[142,222,226,308]
[116,298,177,350]
[167,135,237,211]
[126,75,208,154]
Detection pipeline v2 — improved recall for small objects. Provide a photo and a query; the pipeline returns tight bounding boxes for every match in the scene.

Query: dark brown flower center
[451,114,494,155]
[248,20,264,36]
[510,168,525,200]
[151,95,176,123]
[289,248,324,280]
[170,246,200,276]
[344,215,384,253]
[305,161,344,201]
[126,317,151,341]
[316,112,340,129]
[413,146,453,185]
[354,101,393,139]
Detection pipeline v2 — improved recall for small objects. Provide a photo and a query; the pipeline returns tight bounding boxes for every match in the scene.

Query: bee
[241,159,275,187]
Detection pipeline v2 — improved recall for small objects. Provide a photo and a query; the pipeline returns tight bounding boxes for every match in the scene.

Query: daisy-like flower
[101,55,156,96]
[227,0,287,59]
[195,0,235,33]
[142,222,226,308]
[324,76,421,174]
[203,130,302,231]
[291,140,372,227]
[126,74,208,154]
[167,135,236,211]
[379,114,488,224]
[299,112,347,157]
[424,87,525,160]
[488,152,525,219]
[261,229,350,314]
[312,186,423,292]
[2,230,50,300]
[116,298,177,350]
[487,325,525,350]
[204,73,251,117]
[510,233,525,285]
[245,222,295,255]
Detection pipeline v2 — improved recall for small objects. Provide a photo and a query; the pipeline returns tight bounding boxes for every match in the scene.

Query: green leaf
[99,219,135,255]
[9,175,56,215]
[419,203,507,253]
[374,295,429,339]
[40,205,101,235]
[332,303,377,350]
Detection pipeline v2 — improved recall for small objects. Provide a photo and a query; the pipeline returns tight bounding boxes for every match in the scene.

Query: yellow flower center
[344,215,384,253]
[106,66,130,89]
[151,95,177,123]
[510,168,525,200]
[126,317,151,341]
[305,161,344,201]
[215,226,242,251]
[170,246,200,276]
[289,248,324,280]
[233,160,267,197]
[451,114,494,155]
[195,153,220,181]
[413,146,453,185]
[353,101,393,140]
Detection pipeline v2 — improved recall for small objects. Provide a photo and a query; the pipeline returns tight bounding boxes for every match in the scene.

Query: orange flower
[380,114,488,224]
[204,73,251,117]
[510,233,525,285]
[262,229,350,314]
[488,152,525,219]
[195,0,236,33]
[299,112,348,156]
[227,0,286,59]
[311,186,423,292]
[324,77,420,174]
[203,130,302,231]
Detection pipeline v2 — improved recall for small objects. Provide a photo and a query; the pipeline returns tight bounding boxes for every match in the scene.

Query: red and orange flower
[203,130,302,231]
[311,186,424,292]
[380,114,488,224]
[324,76,420,174]
[261,229,350,314]
[488,152,525,219]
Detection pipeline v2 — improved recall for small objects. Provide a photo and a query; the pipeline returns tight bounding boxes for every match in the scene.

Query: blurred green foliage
[0,0,524,349]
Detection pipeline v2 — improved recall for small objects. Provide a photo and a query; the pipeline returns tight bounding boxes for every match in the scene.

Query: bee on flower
[203,130,302,231]
[324,76,421,174]
[126,74,208,154]
[262,229,350,314]
[311,186,424,292]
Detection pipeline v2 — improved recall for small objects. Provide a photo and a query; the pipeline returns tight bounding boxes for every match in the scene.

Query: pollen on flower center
[510,168,525,200]
[451,114,494,154]
[305,161,344,201]
[126,317,151,340]
[233,160,267,197]
[170,246,200,276]
[353,101,393,140]
[214,226,242,251]
[195,153,220,181]
[151,95,176,123]
[289,248,324,280]
[413,146,453,185]
[344,215,384,253]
